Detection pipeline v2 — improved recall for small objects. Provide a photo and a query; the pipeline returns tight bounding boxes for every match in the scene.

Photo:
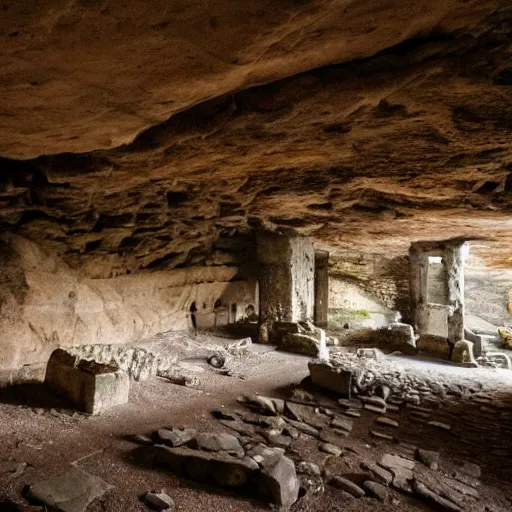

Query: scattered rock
[413,480,463,512]
[459,460,481,479]
[156,428,196,447]
[284,419,319,438]
[330,416,353,432]
[364,480,389,501]
[144,492,175,511]
[260,454,300,509]
[371,430,393,441]
[376,416,398,428]
[416,448,440,470]
[366,463,393,485]
[319,442,342,456]
[343,408,361,418]
[27,466,113,512]
[329,476,365,498]
[194,433,243,455]
[428,421,451,431]
[297,461,321,476]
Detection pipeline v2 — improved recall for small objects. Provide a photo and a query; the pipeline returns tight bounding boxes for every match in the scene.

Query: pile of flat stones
[143,419,300,509]
[202,392,486,511]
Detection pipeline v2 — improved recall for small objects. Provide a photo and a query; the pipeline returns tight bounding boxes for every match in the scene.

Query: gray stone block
[45,349,129,415]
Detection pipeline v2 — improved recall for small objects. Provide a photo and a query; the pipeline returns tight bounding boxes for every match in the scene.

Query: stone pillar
[443,244,465,345]
[257,231,315,326]
[314,250,329,327]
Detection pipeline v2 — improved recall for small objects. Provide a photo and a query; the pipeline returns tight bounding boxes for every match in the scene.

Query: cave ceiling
[1,0,512,277]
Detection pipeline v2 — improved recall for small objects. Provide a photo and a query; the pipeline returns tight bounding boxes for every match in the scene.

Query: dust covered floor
[1,333,512,511]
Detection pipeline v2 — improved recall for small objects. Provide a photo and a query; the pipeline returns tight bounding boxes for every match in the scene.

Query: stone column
[257,231,315,326]
[314,250,329,327]
[443,244,465,345]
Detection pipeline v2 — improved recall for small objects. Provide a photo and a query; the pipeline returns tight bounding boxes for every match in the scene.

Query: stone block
[451,340,477,365]
[45,349,129,415]
[308,361,352,397]
[27,466,113,512]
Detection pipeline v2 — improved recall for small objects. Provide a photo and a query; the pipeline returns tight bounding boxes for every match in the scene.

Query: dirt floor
[1,332,512,511]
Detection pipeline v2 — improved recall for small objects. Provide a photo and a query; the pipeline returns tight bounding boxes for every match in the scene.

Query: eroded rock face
[0,3,511,275]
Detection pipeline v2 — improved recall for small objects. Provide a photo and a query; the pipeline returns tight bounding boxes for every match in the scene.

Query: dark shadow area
[0,383,73,410]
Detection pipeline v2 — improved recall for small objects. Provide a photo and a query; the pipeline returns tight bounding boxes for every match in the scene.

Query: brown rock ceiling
[1,1,512,276]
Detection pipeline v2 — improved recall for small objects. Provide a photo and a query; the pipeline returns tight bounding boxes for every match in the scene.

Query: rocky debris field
[1,337,512,511]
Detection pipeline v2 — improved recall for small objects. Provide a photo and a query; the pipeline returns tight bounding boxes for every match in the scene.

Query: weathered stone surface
[416,448,440,470]
[27,466,113,512]
[371,430,394,441]
[376,416,399,428]
[413,481,463,512]
[329,476,365,498]
[156,445,258,488]
[366,463,393,485]
[284,419,319,438]
[260,454,300,509]
[194,433,243,455]
[45,349,129,415]
[144,492,175,511]
[156,428,196,448]
[297,461,321,477]
[319,443,342,457]
[364,480,389,502]
[309,362,352,397]
[330,416,353,432]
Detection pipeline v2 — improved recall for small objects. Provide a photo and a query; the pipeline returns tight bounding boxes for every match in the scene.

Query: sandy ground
[1,333,512,511]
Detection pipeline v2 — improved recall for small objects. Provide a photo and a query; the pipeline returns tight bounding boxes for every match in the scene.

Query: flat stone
[156,428,196,447]
[371,430,393,441]
[343,408,361,418]
[319,442,342,457]
[416,448,440,470]
[367,463,393,485]
[428,421,451,431]
[364,404,386,414]
[156,445,258,488]
[361,396,387,408]
[144,492,175,511]
[330,476,365,498]
[413,480,463,512]
[27,466,113,512]
[364,480,388,501]
[285,402,325,429]
[338,398,362,409]
[194,433,243,454]
[284,418,319,438]
[376,416,399,428]
[330,416,353,432]
[380,454,415,471]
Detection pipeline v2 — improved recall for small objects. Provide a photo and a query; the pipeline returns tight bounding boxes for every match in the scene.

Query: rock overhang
[0,1,511,272]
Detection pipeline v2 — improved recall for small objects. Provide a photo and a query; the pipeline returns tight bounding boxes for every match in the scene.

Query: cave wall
[328,251,410,328]
[0,234,256,385]
[465,271,512,327]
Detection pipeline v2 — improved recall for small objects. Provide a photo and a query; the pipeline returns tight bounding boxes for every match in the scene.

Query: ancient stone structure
[409,240,466,354]
[314,251,329,327]
[257,232,314,328]
[45,349,130,414]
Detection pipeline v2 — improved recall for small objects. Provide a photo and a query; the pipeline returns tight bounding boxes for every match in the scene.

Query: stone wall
[0,234,256,385]
[328,251,410,327]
